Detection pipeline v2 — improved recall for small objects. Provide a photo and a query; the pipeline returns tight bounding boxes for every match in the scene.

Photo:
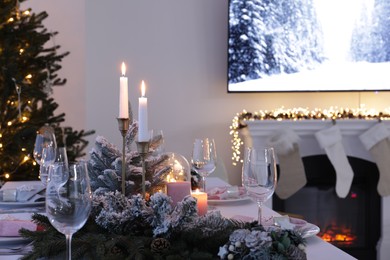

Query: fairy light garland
[230,107,390,166]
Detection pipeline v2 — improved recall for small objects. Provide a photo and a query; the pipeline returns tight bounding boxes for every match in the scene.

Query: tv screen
[227,0,390,92]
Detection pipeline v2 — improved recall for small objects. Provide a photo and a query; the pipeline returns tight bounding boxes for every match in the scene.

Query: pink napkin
[0,219,40,237]
[289,217,307,228]
[207,186,246,200]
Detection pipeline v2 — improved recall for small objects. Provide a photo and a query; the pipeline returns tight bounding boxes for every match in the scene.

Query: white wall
[26,0,390,185]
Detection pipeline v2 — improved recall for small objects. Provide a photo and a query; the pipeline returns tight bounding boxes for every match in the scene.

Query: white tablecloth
[206,177,357,260]
[1,179,356,260]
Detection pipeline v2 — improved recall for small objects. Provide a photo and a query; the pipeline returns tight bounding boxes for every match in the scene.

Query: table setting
[0,63,356,259]
[0,181,46,258]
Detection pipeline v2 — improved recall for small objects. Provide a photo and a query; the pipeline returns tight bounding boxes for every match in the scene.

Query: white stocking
[267,128,307,199]
[315,125,354,198]
[359,123,390,197]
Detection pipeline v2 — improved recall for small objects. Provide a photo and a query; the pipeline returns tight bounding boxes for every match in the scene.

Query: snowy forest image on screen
[227,0,390,92]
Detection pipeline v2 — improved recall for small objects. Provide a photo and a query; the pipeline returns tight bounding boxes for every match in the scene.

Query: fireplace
[240,119,390,260]
[273,155,381,259]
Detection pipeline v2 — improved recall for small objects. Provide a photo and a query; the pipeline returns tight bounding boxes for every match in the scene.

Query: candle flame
[121,62,126,76]
[141,80,146,97]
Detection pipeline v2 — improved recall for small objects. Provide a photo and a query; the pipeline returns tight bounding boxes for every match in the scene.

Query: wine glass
[150,129,165,155]
[33,126,57,184]
[242,147,277,225]
[191,138,217,192]
[46,161,92,260]
[40,147,68,184]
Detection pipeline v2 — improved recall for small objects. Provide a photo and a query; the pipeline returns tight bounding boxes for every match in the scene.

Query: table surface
[206,177,357,260]
[0,179,357,260]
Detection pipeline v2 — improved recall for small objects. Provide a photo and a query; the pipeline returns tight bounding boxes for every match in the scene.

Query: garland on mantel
[230,107,390,166]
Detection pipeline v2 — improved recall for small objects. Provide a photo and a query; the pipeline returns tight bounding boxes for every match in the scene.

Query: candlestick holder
[136,141,150,198]
[117,118,130,195]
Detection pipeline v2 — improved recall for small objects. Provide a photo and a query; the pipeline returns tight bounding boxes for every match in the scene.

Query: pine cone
[151,238,171,253]
[286,245,307,260]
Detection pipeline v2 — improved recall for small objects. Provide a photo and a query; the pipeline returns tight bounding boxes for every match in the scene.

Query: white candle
[138,80,148,141]
[119,62,129,118]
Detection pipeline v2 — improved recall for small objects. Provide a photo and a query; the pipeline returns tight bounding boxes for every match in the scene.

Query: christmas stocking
[267,128,307,199]
[315,125,354,198]
[359,123,390,197]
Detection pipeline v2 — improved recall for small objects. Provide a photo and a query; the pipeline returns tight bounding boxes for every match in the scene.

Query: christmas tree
[0,0,94,182]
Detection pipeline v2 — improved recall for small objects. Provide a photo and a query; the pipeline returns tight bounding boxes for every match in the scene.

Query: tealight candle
[138,80,148,141]
[191,189,208,216]
[119,62,129,118]
[166,180,191,207]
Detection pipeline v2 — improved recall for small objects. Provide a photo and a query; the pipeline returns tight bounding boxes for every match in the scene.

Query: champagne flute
[242,147,277,225]
[46,161,92,260]
[191,138,217,192]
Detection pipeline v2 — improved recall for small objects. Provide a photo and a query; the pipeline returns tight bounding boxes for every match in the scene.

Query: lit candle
[166,179,191,207]
[138,80,148,141]
[191,189,208,216]
[119,62,129,118]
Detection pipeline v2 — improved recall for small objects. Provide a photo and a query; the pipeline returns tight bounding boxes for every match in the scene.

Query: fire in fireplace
[320,224,357,246]
[273,155,381,260]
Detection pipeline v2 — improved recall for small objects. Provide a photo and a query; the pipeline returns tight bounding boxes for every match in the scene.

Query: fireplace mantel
[240,119,390,260]
[240,119,390,162]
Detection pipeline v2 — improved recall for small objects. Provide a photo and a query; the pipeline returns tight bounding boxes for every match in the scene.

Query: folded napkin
[0,184,45,202]
[207,186,246,200]
[273,215,307,230]
[0,219,42,237]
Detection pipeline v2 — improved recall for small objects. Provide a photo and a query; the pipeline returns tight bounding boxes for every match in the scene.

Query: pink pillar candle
[166,181,191,207]
[192,189,208,216]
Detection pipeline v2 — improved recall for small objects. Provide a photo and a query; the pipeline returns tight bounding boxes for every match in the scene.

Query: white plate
[208,196,251,204]
[0,200,44,209]
[296,223,320,238]
[0,213,32,247]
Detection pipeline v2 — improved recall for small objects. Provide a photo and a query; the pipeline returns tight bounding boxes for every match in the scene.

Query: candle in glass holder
[192,189,208,216]
[166,179,191,207]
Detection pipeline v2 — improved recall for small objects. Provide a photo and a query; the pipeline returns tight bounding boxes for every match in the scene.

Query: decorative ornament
[151,237,171,253]
[12,78,22,119]
[164,152,191,182]
[42,66,53,95]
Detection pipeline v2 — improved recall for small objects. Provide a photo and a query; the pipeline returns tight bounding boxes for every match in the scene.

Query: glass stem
[66,233,72,260]
[202,176,206,192]
[257,201,263,225]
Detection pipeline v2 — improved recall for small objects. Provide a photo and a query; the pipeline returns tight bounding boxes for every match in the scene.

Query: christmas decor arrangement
[230,107,390,166]
[231,107,390,199]
[0,0,94,182]
[20,123,307,259]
